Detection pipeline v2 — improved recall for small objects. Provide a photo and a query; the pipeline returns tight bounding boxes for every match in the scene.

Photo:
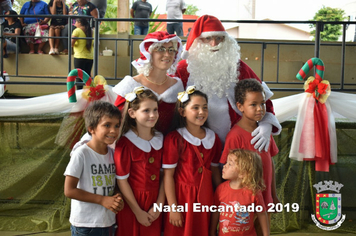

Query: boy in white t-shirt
[64,101,124,236]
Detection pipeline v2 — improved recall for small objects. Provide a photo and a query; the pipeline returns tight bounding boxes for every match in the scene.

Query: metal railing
[1,15,356,92]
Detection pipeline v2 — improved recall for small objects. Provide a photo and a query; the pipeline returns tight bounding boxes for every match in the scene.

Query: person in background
[0,0,12,24]
[19,0,50,54]
[64,100,124,236]
[2,10,22,58]
[48,0,68,55]
[130,0,152,35]
[166,0,186,36]
[90,0,106,18]
[61,0,98,55]
[71,17,93,89]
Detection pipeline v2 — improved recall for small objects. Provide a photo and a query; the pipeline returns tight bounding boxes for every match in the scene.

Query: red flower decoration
[88,84,105,101]
[306,79,328,101]
[305,79,319,93]
[317,82,328,95]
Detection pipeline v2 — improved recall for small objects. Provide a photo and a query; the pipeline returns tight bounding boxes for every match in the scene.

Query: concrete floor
[1,231,355,236]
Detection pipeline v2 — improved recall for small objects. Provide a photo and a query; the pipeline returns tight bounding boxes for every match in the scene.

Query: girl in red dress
[114,87,165,236]
[163,86,222,236]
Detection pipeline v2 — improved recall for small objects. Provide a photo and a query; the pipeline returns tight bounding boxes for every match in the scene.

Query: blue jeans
[70,225,114,236]
[167,22,183,36]
[134,25,149,35]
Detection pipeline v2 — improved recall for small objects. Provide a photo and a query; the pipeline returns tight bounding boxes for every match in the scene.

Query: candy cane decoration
[67,69,92,103]
[296,57,325,81]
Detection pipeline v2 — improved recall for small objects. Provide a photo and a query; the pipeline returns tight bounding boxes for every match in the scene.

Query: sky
[148,0,356,22]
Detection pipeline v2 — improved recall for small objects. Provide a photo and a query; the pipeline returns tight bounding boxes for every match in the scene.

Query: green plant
[184,4,199,15]
[148,6,165,34]
[309,6,347,41]
[99,0,117,34]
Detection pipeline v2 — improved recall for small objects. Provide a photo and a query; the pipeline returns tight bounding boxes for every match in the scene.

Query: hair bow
[125,86,145,102]
[177,85,196,102]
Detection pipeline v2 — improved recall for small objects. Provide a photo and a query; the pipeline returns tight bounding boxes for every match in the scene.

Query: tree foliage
[184,4,199,16]
[309,6,347,41]
[99,0,117,34]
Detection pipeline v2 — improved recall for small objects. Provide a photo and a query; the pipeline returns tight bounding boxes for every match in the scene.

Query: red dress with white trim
[114,130,163,236]
[162,127,222,236]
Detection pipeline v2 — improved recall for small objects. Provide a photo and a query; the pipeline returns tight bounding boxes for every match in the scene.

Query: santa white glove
[251,122,272,152]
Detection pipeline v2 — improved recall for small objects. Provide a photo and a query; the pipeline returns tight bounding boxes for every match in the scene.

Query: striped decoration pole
[296,57,325,81]
[67,69,92,103]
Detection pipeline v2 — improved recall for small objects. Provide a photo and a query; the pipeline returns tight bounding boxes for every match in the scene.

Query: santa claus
[175,15,281,151]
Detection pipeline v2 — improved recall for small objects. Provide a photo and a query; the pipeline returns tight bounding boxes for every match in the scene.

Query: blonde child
[163,86,222,236]
[220,79,279,234]
[64,101,124,236]
[114,87,165,236]
[210,149,269,236]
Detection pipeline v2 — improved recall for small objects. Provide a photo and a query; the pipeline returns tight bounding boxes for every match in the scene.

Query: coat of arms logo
[311,180,346,230]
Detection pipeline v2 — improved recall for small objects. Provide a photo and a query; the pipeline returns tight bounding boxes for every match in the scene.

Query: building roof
[154,14,199,37]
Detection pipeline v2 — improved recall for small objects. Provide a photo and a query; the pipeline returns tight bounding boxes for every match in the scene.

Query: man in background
[166,0,186,36]
[131,0,152,35]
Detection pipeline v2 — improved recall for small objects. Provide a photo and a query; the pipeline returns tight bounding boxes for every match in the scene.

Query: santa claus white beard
[186,37,240,98]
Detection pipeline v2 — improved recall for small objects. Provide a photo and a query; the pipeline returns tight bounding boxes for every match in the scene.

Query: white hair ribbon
[125,86,145,102]
[177,85,196,103]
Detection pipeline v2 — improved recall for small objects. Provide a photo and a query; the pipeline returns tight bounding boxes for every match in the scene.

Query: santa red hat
[132,31,182,71]
[182,15,227,59]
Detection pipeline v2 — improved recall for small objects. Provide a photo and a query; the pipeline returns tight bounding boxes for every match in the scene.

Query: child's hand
[147,206,161,222]
[169,211,184,227]
[101,194,123,214]
[135,209,154,227]
[115,193,124,212]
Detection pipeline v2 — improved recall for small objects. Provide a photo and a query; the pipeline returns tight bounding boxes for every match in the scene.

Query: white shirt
[166,0,186,23]
[64,144,116,227]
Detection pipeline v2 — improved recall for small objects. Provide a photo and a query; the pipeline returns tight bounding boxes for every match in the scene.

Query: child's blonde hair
[120,89,158,137]
[229,149,265,194]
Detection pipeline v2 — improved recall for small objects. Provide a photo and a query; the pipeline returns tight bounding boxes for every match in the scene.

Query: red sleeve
[114,138,132,177]
[220,134,236,164]
[175,60,189,89]
[162,131,181,167]
[114,95,126,111]
[269,136,279,157]
[254,191,266,212]
[220,128,242,164]
[213,183,223,206]
[212,134,222,164]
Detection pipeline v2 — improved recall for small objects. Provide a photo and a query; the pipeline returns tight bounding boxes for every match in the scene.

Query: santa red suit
[175,15,281,147]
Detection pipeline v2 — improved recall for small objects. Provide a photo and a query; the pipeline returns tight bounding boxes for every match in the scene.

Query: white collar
[112,75,184,103]
[177,127,215,149]
[124,129,163,152]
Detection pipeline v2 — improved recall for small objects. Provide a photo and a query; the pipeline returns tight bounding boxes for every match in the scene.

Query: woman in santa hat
[112,31,183,135]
